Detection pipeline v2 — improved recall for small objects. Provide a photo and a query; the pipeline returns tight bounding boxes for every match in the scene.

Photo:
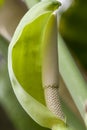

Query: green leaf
[8,0,66,129]
[59,34,87,127]
[61,98,86,130]
[25,0,40,8]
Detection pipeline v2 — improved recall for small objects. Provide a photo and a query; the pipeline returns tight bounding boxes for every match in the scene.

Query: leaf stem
[59,34,87,125]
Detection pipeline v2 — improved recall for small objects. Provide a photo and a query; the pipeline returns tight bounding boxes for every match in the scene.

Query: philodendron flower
[8,0,69,130]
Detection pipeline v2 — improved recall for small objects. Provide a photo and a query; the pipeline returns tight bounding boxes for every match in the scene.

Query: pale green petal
[8,1,65,129]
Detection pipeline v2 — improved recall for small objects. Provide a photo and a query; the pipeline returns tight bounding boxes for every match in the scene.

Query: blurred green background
[0,0,87,130]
